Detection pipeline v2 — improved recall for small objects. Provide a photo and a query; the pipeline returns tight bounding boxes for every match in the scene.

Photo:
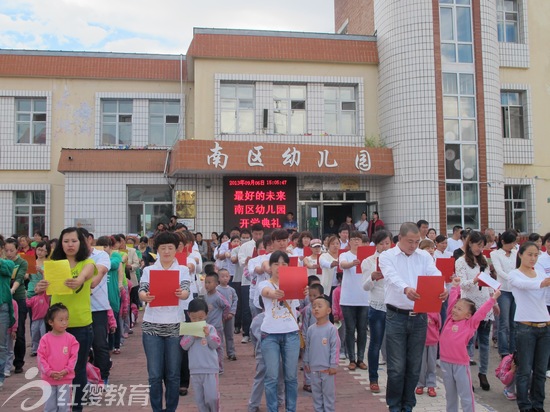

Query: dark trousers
[180,310,191,388]
[67,325,94,412]
[108,310,122,350]
[91,310,112,380]
[241,285,251,337]
[231,280,242,329]
[14,298,28,370]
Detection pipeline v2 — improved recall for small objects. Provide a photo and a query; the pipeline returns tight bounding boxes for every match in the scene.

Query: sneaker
[427,387,436,397]
[14,368,23,374]
[546,370,550,378]
[234,327,241,335]
[469,359,477,366]
[4,371,10,377]
[241,336,250,343]
[30,353,37,357]
[503,389,517,400]
[415,387,424,395]
[339,352,347,360]
[228,355,237,361]
[379,359,386,365]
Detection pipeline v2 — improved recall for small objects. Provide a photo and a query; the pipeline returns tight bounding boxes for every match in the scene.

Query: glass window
[127,186,173,236]
[273,85,306,134]
[15,98,47,144]
[220,84,255,134]
[497,0,519,43]
[505,185,528,233]
[14,191,46,237]
[440,2,473,63]
[149,100,181,146]
[501,91,524,138]
[324,86,357,135]
[101,99,133,145]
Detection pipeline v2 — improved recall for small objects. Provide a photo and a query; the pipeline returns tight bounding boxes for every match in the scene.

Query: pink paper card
[149,270,180,307]
[278,266,308,300]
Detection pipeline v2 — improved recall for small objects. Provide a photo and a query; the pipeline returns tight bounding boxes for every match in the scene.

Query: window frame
[323,85,358,135]
[496,0,519,43]
[501,91,524,139]
[148,99,181,146]
[101,99,133,146]
[15,97,47,145]
[504,185,528,233]
[220,83,255,134]
[439,0,474,64]
[272,84,307,135]
[14,190,46,237]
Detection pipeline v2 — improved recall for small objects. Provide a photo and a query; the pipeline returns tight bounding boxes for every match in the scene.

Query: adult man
[338,225,350,249]
[238,223,264,343]
[232,229,251,335]
[79,228,111,384]
[446,225,463,253]
[379,222,447,412]
[283,212,298,233]
[416,220,429,241]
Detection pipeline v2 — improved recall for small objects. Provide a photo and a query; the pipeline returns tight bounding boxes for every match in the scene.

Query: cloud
[0,0,335,54]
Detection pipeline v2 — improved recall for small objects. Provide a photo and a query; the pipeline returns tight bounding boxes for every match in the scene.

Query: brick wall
[334,0,375,35]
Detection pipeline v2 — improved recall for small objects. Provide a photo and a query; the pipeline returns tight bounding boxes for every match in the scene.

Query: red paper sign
[356,246,376,273]
[21,254,37,274]
[186,244,193,254]
[303,247,312,257]
[278,266,308,300]
[175,251,188,266]
[337,249,347,272]
[376,257,382,276]
[435,257,455,283]
[289,256,299,267]
[482,249,492,258]
[259,249,267,256]
[316,255,322,275]
[413,276,445,313]
[149,270,180,307]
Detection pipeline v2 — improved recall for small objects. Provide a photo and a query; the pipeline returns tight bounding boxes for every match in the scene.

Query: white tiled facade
[0,184,51,236]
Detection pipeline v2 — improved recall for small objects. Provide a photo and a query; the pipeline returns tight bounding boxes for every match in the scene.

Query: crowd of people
[0,215,549,412]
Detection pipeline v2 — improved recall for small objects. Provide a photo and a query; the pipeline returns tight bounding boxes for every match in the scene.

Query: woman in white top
[490,230,518,357]
[319,235,340,295]
[259,250,301,412]
[362,230,392,393]
[509,241,550,412]
[434,235,453,259]
[455,231,499,391]
[303,238,323,278]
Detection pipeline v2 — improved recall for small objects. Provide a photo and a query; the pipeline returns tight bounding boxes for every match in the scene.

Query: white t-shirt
[258,280,299,334]
[535,251,550,306]
[248,254,270,309]
[509,268,550,322]
[90,248,112,312]
[338,251,370,306]
[446,238,463,253]
[434,250,453,259]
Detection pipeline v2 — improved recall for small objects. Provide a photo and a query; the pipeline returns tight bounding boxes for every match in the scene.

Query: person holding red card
[378,222,446,412]
[303,239,323,278]
[455,231,499,391]
[362,230,392,393]
[338,230,370,372]
[138,232,191,412]
[259,250,301,412]
[293,231,313,262]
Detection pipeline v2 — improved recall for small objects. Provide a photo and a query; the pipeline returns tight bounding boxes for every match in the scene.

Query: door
[300,203,321,239]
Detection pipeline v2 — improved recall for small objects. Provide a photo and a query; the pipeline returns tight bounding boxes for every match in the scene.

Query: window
[439,0,473,63]
[15,98,46,144]
[501,91,524,138]
[220,84,254,134]
[149,100,180,146]
[497,0,519,43]
[505,185,527,233]
[273,85,306,134]
[127,186,173,236]
[324,86,357,135]
[101,100,133,145]
[14,191,46,237]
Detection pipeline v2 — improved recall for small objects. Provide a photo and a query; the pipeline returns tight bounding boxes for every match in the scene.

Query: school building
[0,0,548,239]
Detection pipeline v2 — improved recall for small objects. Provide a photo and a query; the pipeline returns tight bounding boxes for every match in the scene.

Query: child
[216,268,238,361]
[4,299,18,378]
[332,272,346,360]
[303,296,340,412]
[419,239,436,260]
[301,283,324,392]
[416,311,441,397]
[204,272,230,373]
[439,277,501,412]
[495,352,517,401]
[26,291,50,356]
[37,303,80,412]
[180,298,221,412]
[248,297,284,412]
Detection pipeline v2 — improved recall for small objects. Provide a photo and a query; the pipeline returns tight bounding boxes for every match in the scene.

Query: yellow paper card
[94,246,104,251]
[179,321,206,337]
[44,260,74,295]
[149,252,157,260]
[11,266,19,280]
[126,244,134,249]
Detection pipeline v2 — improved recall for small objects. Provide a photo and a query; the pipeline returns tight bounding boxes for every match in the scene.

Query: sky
[0,0,335,55]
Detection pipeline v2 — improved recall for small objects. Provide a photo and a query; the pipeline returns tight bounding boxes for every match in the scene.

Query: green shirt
[0,258,16,327]
[51,258,97,328]
[107,252,122,313]
[10,256,28,301]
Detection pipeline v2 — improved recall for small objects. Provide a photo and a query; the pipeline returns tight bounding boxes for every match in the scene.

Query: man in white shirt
[379,222,447,412]
[356,212,369,234]
[338,226,350,249]
[416,220,429,241]
[446,225,463,253]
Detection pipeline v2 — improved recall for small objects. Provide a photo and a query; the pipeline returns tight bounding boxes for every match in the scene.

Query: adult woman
[427,228,437,242]
[509,241,550,412]
[209,232,219,260]
[319,235,340,295]
[356,212,369,233]
[367,211,385,240]
[0,258,15,390]
[362,230,392,393]
[195,232,208,262]
[260,250,301,412]
[490,230,518,357]
[139,231,190,412]
[455,230,498,391]
[434,235,452,259]
[34,227,97,412]
[293,231,313,258]
[18,235,35,258]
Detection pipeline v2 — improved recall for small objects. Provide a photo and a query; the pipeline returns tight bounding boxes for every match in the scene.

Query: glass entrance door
[128,203,173,236]
[299,203,321,239]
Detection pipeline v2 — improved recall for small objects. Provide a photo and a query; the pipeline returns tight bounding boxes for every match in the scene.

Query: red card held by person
[435,257,455,283]
[149,270,180,307]
[316,255,322,275]
[175,251,187,266]
[278,266,308,300]
[413,276,445,313]
[289,256,299,267]
[337,249,347,272]
[356,246,376,273]
[303,247,313,257]
[482,249,492,258]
